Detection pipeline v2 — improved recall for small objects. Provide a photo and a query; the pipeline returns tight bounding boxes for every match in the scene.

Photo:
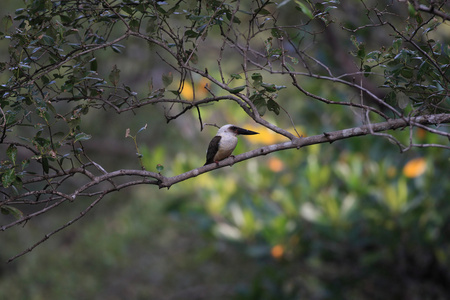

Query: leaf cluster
[0,0,449,267]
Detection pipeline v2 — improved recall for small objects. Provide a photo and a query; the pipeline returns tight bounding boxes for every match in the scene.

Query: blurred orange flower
[416,128,427,140]
[271,244,284,259]
[403,157,427,178]
[268,157,284,172]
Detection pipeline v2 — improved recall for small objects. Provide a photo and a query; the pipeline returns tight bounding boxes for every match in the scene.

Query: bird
[204,124,259,166]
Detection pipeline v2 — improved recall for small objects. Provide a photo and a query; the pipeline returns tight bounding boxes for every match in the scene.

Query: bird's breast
[214,135,237,161]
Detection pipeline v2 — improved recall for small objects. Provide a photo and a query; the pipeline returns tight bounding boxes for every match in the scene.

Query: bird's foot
[229,155,235,166]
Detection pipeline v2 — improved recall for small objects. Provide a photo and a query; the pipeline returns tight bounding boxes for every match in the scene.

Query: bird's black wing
[204,136,221,165]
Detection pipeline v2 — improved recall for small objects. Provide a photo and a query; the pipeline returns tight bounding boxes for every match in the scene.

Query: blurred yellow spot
[180,82,194,100]
[268,157,284,172]
[403,157,427,178]
[180,78,210,101]
[386,166,397,178]
[271,244,284,259]
[243,125,305,145]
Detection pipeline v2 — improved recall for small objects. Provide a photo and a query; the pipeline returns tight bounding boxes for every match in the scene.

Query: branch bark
[160,113,450,188]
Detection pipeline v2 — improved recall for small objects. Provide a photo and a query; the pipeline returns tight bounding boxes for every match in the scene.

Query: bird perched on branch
[204,124,259,166]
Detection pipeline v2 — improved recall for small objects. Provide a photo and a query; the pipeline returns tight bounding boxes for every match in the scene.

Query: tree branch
[161,113,450,188]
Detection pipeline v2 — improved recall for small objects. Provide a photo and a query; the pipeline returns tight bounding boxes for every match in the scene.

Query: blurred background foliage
[1,0,449,299]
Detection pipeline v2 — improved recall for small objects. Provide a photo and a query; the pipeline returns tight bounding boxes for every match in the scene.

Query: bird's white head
[217,124,259,136]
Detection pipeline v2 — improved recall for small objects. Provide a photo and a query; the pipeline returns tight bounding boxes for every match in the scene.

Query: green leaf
[156,164,164,172]
[401,68,413,79]
[41,35,55,46]
[74,133,92,142]
[231,74,242,80]
[111,45,123,53]
[407,2,416,18]
[415,12,423,24]
[251,94,267,116]
[226,11,241,24]
[90,58,98,72]
[363,65,371,77]
[185,30,200,38]
[186,50,198,64]
[162,72,173,87]
[1,205,24,220]
[2,168,15,188]
[251,73,263,87]
[261,83,277,92]
[271,28,282,38]
[295,0,314,19]
[129,19,140,31]
[7,144,17,164]
[392,38,402,53]
[2,15,13,32]
[60,14,73,24]
[109,65,120,86]
[122,5,134,15]
[267,99,280,115]
[229,85,246,94]
[42,157,49,174]
[285,63,295,72]
[357,44,365,60]
[22,159,30,170]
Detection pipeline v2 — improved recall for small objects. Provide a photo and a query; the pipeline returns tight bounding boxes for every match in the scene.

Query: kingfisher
[204,124,259,166]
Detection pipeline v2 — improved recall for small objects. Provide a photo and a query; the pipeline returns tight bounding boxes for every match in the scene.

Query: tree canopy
[1,0,450,295]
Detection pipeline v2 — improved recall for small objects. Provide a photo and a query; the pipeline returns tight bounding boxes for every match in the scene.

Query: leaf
[1,205,23,220]
[251,94,267,116]
[2,168,15,188]
[109,65,120,86]
[261,83,277,93]
[162,72,173,87]
[229,85,246,94]
[41,35,55,46]
[363,65,371,77]
[397,92,410,109]
[90,58,98,72]
[74,133,92,142]
[42,157,49,174]
[357,44,366,60]
[285,63,295,72]
[186,50,198,64]
[122,5,134,15]
[392,38,402,53]
[22,159,30,170]
[185,30,200,38]
[271,28,282,38]
[267,99,280,115]
[7,144,17,164]
[407,2,416,17]
[2,15,13,32]
[129,19,140,31]
[295,0,314,19]
[251,73,263,87]
[111,45,123,53]
[231,74,242,80]
[156,164,164,172]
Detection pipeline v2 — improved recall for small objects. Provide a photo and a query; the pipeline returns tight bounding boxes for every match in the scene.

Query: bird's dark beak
[235,127,259,135]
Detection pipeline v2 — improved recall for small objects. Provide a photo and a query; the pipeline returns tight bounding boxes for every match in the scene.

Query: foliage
[190,139,450,299]
[0,0,449,298]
